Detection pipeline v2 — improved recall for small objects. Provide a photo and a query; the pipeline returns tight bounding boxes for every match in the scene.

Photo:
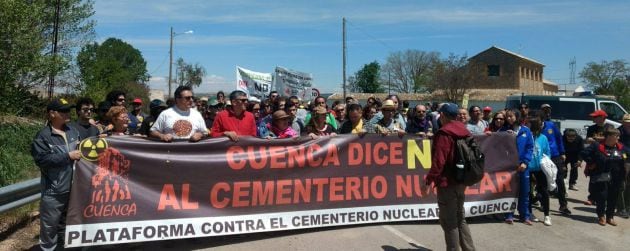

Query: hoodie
[425,120,471,188]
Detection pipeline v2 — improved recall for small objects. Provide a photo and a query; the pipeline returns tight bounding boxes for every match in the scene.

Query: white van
[505,95,628,138]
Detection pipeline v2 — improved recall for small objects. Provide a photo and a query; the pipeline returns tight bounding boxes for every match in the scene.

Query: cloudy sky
[93,0,630,94]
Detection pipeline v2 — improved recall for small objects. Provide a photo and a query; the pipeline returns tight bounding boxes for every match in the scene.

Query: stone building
[468,46,558,97]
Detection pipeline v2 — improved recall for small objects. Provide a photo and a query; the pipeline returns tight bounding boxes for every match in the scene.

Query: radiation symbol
[80,138,108,161]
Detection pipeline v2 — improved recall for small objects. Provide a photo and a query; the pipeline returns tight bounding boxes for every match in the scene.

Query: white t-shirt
[150,106,207,139]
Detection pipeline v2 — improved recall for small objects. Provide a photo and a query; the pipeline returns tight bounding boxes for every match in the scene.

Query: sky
[92,0,630,95]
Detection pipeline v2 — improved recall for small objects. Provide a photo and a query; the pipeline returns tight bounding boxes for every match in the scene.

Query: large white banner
[236,66,272,98]
[274,66,314,100]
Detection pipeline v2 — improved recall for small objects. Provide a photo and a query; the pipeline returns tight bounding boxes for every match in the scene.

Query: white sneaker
[543,216,552,226]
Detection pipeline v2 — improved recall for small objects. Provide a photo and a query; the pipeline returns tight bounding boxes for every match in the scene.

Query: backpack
[454,136,485,186]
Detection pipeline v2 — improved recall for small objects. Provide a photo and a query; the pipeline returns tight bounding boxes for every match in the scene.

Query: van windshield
[507,98,594,120]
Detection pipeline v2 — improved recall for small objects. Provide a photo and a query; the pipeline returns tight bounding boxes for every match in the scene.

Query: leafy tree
[579,60,628,95]
[348,61,384,93]
[0,0,94,116]
[382,50,440,93]
[39,0,95,90]
[0,1,48,116]
[175,58,206,89]
[77,38,150,102]
[432,53,480,103]
[579,60,630,110]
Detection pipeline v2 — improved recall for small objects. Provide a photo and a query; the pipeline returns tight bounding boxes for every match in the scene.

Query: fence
[0,178,40,214]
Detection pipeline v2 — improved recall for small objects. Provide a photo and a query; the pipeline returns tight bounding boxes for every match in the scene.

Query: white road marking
[382,225,430,249]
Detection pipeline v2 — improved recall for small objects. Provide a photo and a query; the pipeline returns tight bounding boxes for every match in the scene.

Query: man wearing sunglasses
[210,90,257,141]
[32,98,82,251]
[150,86,207,142]
[68,97,100,139]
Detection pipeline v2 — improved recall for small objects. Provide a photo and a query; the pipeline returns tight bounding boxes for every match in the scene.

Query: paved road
[87,172,630,251]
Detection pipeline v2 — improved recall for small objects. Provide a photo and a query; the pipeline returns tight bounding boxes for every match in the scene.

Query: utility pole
[47,0,61,100]
[569,57,576,95]
[168,27,174,98]
[388,72,391,95]
[342,17,347,100]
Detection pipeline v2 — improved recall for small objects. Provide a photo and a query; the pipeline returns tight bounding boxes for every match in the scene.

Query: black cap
[47,98,73,112]
[149,99,167,110]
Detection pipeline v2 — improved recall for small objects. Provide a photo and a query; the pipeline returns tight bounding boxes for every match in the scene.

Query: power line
[345,20,397,52]
[149,53,169,76]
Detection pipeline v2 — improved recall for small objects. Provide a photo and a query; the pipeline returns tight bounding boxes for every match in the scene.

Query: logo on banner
[84,147,136,218]
[80,138,108,161]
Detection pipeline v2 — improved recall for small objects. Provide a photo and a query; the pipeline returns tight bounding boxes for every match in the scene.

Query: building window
[488,65,500,77]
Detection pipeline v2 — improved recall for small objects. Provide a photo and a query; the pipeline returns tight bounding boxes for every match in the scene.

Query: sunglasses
[180,96,194,100]
[117,98,126,102]
[80,108,95,112]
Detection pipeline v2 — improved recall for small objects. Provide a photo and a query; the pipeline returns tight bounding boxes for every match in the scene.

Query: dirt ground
[0,213,40,251]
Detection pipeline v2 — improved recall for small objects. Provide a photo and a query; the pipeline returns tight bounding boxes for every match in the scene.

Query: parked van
[505,95,628,137]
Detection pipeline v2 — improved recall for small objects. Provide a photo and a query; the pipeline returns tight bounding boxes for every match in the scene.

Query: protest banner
[273,66,314,100]
[65,133,518,247]
[236,66,272,98]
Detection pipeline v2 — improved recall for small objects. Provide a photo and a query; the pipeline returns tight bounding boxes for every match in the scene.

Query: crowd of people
[31,86,630,250]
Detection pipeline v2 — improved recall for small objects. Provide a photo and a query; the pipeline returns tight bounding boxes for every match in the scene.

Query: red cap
[483,106,492,112]
[589,109,607,118]
[132,98,142,104]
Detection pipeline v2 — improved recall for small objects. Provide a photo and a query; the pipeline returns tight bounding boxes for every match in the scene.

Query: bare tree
[382,50,440,93]
[432,53,480,103]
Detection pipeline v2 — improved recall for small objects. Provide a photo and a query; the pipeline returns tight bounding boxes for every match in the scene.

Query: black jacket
[31,124,80,195]
[581,142,627,182]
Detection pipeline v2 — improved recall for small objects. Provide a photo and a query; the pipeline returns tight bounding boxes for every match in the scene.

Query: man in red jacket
[425,103,475,251]
[210,90,257,141]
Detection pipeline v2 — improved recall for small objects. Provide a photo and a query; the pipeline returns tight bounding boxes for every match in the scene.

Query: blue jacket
[31,124,80,195]
[542,120,565,158]
[501,125,534,166]
[529,134,551,172]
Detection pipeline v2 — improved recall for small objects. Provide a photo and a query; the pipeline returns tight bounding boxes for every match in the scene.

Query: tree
[175,58,206,89]
[432,53,479,103]
[579,60,628,95]
[39,0,95,90]
[77,38,150,102]
[348,61,384,93]
[0,1,48,115]
[579,60,630,110]
[0,0,94,115]
[382,50,440,93]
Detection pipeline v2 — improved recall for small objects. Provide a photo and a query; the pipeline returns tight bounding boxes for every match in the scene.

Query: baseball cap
[132,98,142,104]
[622,114,630,122]
[483,106,492,112]
[47,98,73,113]
[541,104,551,109]
[200,97,209,102]
[248,96,261,103]
[589,109,608,118]
[438,103,459,117]
[149,99,167,110]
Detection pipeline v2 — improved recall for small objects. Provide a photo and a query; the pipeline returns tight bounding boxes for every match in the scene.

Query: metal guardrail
[0,178,40,214]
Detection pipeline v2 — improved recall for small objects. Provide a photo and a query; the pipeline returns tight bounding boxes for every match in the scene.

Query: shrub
[0,116,43,187]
